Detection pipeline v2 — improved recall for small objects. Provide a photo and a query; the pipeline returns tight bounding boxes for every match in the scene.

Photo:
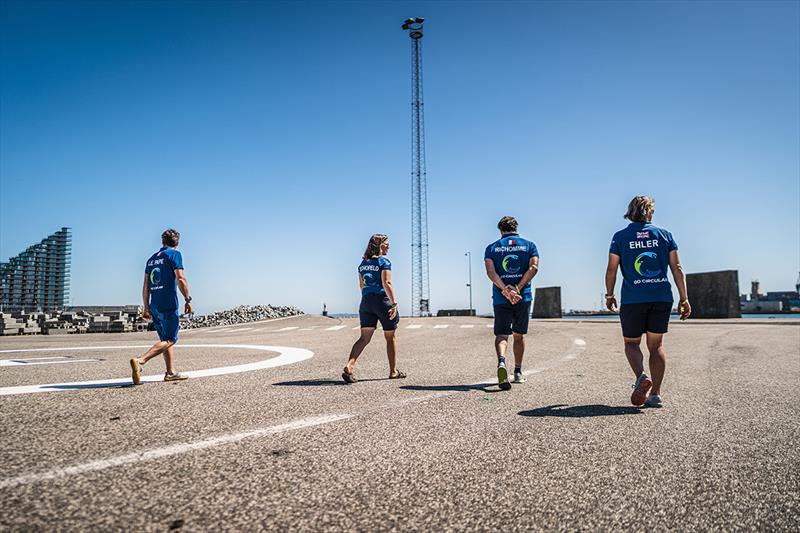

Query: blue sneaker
[645,393,663,408]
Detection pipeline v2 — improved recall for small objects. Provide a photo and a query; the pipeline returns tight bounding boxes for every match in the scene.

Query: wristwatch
[185,296,192,303]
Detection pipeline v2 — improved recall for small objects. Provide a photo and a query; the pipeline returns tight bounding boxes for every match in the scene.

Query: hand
[184,301,193,316]
[388,304,398,320]
[141,308,151,320]
[679,299,691,321]
[502,285,522,305]
[606,297,618,313]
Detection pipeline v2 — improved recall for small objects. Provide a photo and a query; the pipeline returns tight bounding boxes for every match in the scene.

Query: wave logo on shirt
[634,252,661,278]
[362,273,377,286]
[502,255,520,274]
[149,267,162,285]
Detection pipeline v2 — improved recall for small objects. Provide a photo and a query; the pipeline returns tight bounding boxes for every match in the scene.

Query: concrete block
[686,270,741,318]
[532,287,562,318]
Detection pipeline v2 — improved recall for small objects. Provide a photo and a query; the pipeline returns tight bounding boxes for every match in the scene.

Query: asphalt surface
[1,315,798,531]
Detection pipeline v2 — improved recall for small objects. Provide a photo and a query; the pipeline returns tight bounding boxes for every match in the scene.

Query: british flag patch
[636,231,649,239]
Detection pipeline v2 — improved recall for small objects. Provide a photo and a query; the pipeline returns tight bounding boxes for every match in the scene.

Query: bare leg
[140,341,173,366]
[163,344,177,375]
[512,332,525,368]
[494,335,509,361]
[624,337,645,377]
[384,330,397,374]
[345,328,375,374]
[646,332,666,395]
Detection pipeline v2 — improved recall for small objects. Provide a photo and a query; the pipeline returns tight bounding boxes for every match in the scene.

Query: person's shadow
[519,404,643,418]
[273,377,394,387]
[400,383,502,393]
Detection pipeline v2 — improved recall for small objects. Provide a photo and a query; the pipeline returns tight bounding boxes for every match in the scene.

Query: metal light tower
[402,17,430,317]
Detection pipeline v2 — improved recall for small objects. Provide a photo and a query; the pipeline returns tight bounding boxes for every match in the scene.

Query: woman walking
[605,195,691,408]
[342,234,405,383]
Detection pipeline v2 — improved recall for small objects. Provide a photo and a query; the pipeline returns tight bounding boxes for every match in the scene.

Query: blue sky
[1,0,798,315]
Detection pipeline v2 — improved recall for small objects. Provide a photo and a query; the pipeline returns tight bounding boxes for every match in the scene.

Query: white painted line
[351,326,360,330]
[325,325,347,331]
[0,414,351,489]
[0,344,314,396]
[276,326,299,332]
[573,339,587,346]
[485,324,493,328]
[225,327,253,333]
[406,325,422,329]
[460,325,475,329]
[0,358,102,367]
[433,325,449,329]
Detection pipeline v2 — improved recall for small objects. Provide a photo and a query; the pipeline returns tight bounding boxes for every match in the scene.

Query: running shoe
[513,372,527,384]
[130,357,142,385]
[164,372,188,382]
[645,393,663,408]
[498,361,512,391]
[630,373,652,406]
[342,368,357,384]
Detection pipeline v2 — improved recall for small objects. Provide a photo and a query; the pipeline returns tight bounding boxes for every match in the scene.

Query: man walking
[605,196,691,407]
[484,216,539,390]
[130,229,193,385]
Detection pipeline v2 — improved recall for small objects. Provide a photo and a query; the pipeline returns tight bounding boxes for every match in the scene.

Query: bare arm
[175,269,193,315]
[381,269,398,319]
[605,253,620,312]
[669,250,691,319]
[484,258,507,291]
[358,273,364,290]
[515,256,540,292]
[142,274,151,319]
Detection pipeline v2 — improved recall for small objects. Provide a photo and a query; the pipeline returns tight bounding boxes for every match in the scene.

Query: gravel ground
[1,315,797,531]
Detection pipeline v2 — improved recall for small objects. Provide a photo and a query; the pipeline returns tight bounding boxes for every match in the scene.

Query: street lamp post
[465,251,473,315]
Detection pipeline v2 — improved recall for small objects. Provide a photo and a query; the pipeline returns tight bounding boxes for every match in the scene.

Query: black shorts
[359,293,399,331]
[619,302,672,338]
[493,301,532,335]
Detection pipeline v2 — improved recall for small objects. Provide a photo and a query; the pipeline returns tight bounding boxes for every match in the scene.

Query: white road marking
[325,325,347,331]
[225,327,253,333]
[351,326,360,330]
[485,324,493,328]
[0,358,103,367]
[276,326,299,331]
[0,345,314,396]
[460,325,475,329]
[573,339,587,346]
[0,414,351,489]
[433,325,449,329]
[406,325,422,329]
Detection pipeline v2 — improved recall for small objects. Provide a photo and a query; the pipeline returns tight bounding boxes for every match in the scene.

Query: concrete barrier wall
[686,270,741,318]
[532,287,562,318]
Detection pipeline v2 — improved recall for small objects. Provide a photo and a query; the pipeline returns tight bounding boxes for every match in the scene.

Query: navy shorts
[151,307,180,343]
[493,301,532,335]
[619,302,672,338]
[359,293,399,331]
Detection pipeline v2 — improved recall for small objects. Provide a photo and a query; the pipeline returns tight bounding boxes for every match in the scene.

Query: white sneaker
[513,372,527,384]
[164,372,188,382]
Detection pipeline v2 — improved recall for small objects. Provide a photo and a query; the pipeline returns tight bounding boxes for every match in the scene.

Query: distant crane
[402,17,431,317]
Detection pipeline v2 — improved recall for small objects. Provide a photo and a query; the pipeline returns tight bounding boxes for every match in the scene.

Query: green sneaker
[498,361,511,391]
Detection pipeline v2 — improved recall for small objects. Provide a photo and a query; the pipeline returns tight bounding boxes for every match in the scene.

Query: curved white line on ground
[0,344,314,396]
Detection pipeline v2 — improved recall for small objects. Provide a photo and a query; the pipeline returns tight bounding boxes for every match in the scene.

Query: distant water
[564,313,800,320]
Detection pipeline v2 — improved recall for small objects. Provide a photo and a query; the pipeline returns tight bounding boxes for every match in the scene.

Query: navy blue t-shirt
[484,234,539,306]
[610,222,677,305]
[145,247,184,311]
[359,256,391,296]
